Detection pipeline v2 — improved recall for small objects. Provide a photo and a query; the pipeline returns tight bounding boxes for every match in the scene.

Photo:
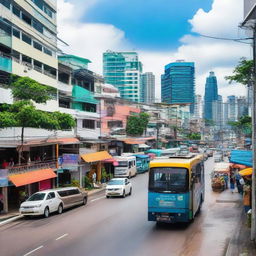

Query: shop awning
[9,169,57,187]
[230,150,252,167]
[239,168,253,176]
[81,151,112,163]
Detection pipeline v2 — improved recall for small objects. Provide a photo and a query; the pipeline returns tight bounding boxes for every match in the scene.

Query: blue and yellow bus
[133,154,150,173]
[148,154,204,223]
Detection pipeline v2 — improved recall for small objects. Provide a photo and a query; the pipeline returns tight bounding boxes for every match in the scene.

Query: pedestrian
[1,160,8,169]
[224,174,229,189]
[0,194,3,214]
[9,158,14,167]
[230,174,235,193]
[92,172,96,185]
[235,172,243,194]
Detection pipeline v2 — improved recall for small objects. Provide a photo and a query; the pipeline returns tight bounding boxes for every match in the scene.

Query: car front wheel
[58,204,63,214]
[122,190,126,198]
[129,188,132,196]
[83,197,87,205]
[44,207,49,218]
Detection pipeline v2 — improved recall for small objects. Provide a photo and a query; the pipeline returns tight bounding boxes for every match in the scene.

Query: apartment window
[96,121,101,128]
[82,120,95,129]
[33,41,42,51]
[22,13,32,25]
[12,5,21,17]
[0,0,11,9]
[43,47,52,56]
[44,64,56,78]
[107,121,123,128]
[22,33,32,45]
[12,28,20,38]
[32,19,43,33]
[12,50,20,62]
[22,55,32,65]
[44,5,53,18]
[0,19,11,35]
[32,0,43,9]
[33,60,42,72]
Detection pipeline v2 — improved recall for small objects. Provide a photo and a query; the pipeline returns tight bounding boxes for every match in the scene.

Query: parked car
[19,187,88,218]
[214,153,223,162]
[206,149,213,157]
[106,178,132,198]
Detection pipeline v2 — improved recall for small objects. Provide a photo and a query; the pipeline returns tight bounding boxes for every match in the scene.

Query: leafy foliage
[11,77,56,103]
[187,133,201,140]
[228,115,252,136]
[225,58,253,86]
[126,112,150,136]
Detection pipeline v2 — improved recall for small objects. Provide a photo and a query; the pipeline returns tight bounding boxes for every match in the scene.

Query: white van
[19,187,88,218]
[114,156,137,178]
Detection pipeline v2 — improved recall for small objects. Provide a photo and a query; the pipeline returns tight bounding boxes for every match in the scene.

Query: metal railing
[8,160,57,175]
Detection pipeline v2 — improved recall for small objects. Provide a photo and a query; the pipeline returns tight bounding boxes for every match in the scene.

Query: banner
[0,169,8,187]
[62,154,79,165]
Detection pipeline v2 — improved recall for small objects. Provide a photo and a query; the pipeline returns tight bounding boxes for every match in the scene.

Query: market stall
[211,162,230,192]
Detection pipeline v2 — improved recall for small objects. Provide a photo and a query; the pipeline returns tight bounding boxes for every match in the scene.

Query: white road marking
[23,245,43,256]
[56,233,68,241]
[90,196,106,202]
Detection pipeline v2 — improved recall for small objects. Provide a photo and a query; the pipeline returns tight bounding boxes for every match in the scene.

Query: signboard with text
[0,169,8,187]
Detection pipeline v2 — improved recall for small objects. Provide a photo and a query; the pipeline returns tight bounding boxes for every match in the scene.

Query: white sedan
[106,178,132,198]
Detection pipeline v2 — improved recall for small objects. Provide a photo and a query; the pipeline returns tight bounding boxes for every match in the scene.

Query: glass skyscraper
[141,72,155,103]
[161,61,195,113]
[103,51,142,102]
[204,71,218,121]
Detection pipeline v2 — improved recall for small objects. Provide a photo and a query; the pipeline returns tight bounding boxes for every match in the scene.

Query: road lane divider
[23,245,43,256]
[90,196,106,202]
[56,233,69,241]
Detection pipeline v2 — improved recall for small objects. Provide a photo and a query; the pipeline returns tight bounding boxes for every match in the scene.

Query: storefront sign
[62,154,79,165]
[0,169,8,187]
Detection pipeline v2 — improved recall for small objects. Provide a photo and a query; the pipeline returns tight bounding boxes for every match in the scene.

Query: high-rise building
[141,72,155,103]
[237,96,248,119]
[0,1,58,108]
[161,60,195,113]
[103,51,142,102]
[212,95,223,130]
[193,94,202,119]
[227,95,237,122]
[204,71,218,121]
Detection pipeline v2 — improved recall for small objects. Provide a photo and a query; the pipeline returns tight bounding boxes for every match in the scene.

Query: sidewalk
[217,189,256,256]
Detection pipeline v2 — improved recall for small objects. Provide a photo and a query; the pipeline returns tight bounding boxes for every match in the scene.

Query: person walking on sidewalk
[230,174,235,193]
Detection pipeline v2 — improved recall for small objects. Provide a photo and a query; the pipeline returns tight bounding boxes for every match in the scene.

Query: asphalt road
[0,157,242,256]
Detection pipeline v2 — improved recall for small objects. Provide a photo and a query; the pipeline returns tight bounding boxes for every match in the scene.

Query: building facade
[204,71,218,121]
[103,51,142,102]
[141,72,155,103]
[161,60,195,113]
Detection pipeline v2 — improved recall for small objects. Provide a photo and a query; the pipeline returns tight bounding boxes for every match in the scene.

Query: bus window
[149,167,188,193]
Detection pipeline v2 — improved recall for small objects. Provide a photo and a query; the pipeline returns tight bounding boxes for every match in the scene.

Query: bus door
[191,164,202,217]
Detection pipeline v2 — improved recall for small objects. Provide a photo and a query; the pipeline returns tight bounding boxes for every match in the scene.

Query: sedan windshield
[149,167,188,193]
[27,193,46,201]
[108,180,125,185]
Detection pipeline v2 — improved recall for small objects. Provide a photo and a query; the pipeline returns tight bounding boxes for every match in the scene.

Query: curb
[87,187,105,196]
[0,215,23,226]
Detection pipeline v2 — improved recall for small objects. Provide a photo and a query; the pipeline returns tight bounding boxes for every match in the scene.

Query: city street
[0,158,242,256]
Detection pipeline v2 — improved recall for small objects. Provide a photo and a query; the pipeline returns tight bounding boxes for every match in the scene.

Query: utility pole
[251,25,256,241]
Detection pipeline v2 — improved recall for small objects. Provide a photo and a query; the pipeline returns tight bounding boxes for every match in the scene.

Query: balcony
[0,55,12,73]
[8,160,57,175]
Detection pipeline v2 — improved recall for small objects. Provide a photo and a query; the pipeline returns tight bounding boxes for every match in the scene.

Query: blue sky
[59,0,249,98]
[80,0,213,50]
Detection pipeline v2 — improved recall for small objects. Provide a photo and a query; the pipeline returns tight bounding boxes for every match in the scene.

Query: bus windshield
[116,161,128,167]
[149,167,188,193]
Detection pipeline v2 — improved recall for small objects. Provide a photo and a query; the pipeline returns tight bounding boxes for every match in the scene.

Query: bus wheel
[128,173,131,179]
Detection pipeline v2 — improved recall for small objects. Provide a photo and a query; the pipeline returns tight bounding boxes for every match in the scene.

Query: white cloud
[57,0,251,101]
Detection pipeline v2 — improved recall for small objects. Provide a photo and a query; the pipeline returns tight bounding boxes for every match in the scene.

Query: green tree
[228,115,252,137]
[126,112,150,136]
[225,58,253,86]
[0,77,75,162]
[187,133,201,140]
